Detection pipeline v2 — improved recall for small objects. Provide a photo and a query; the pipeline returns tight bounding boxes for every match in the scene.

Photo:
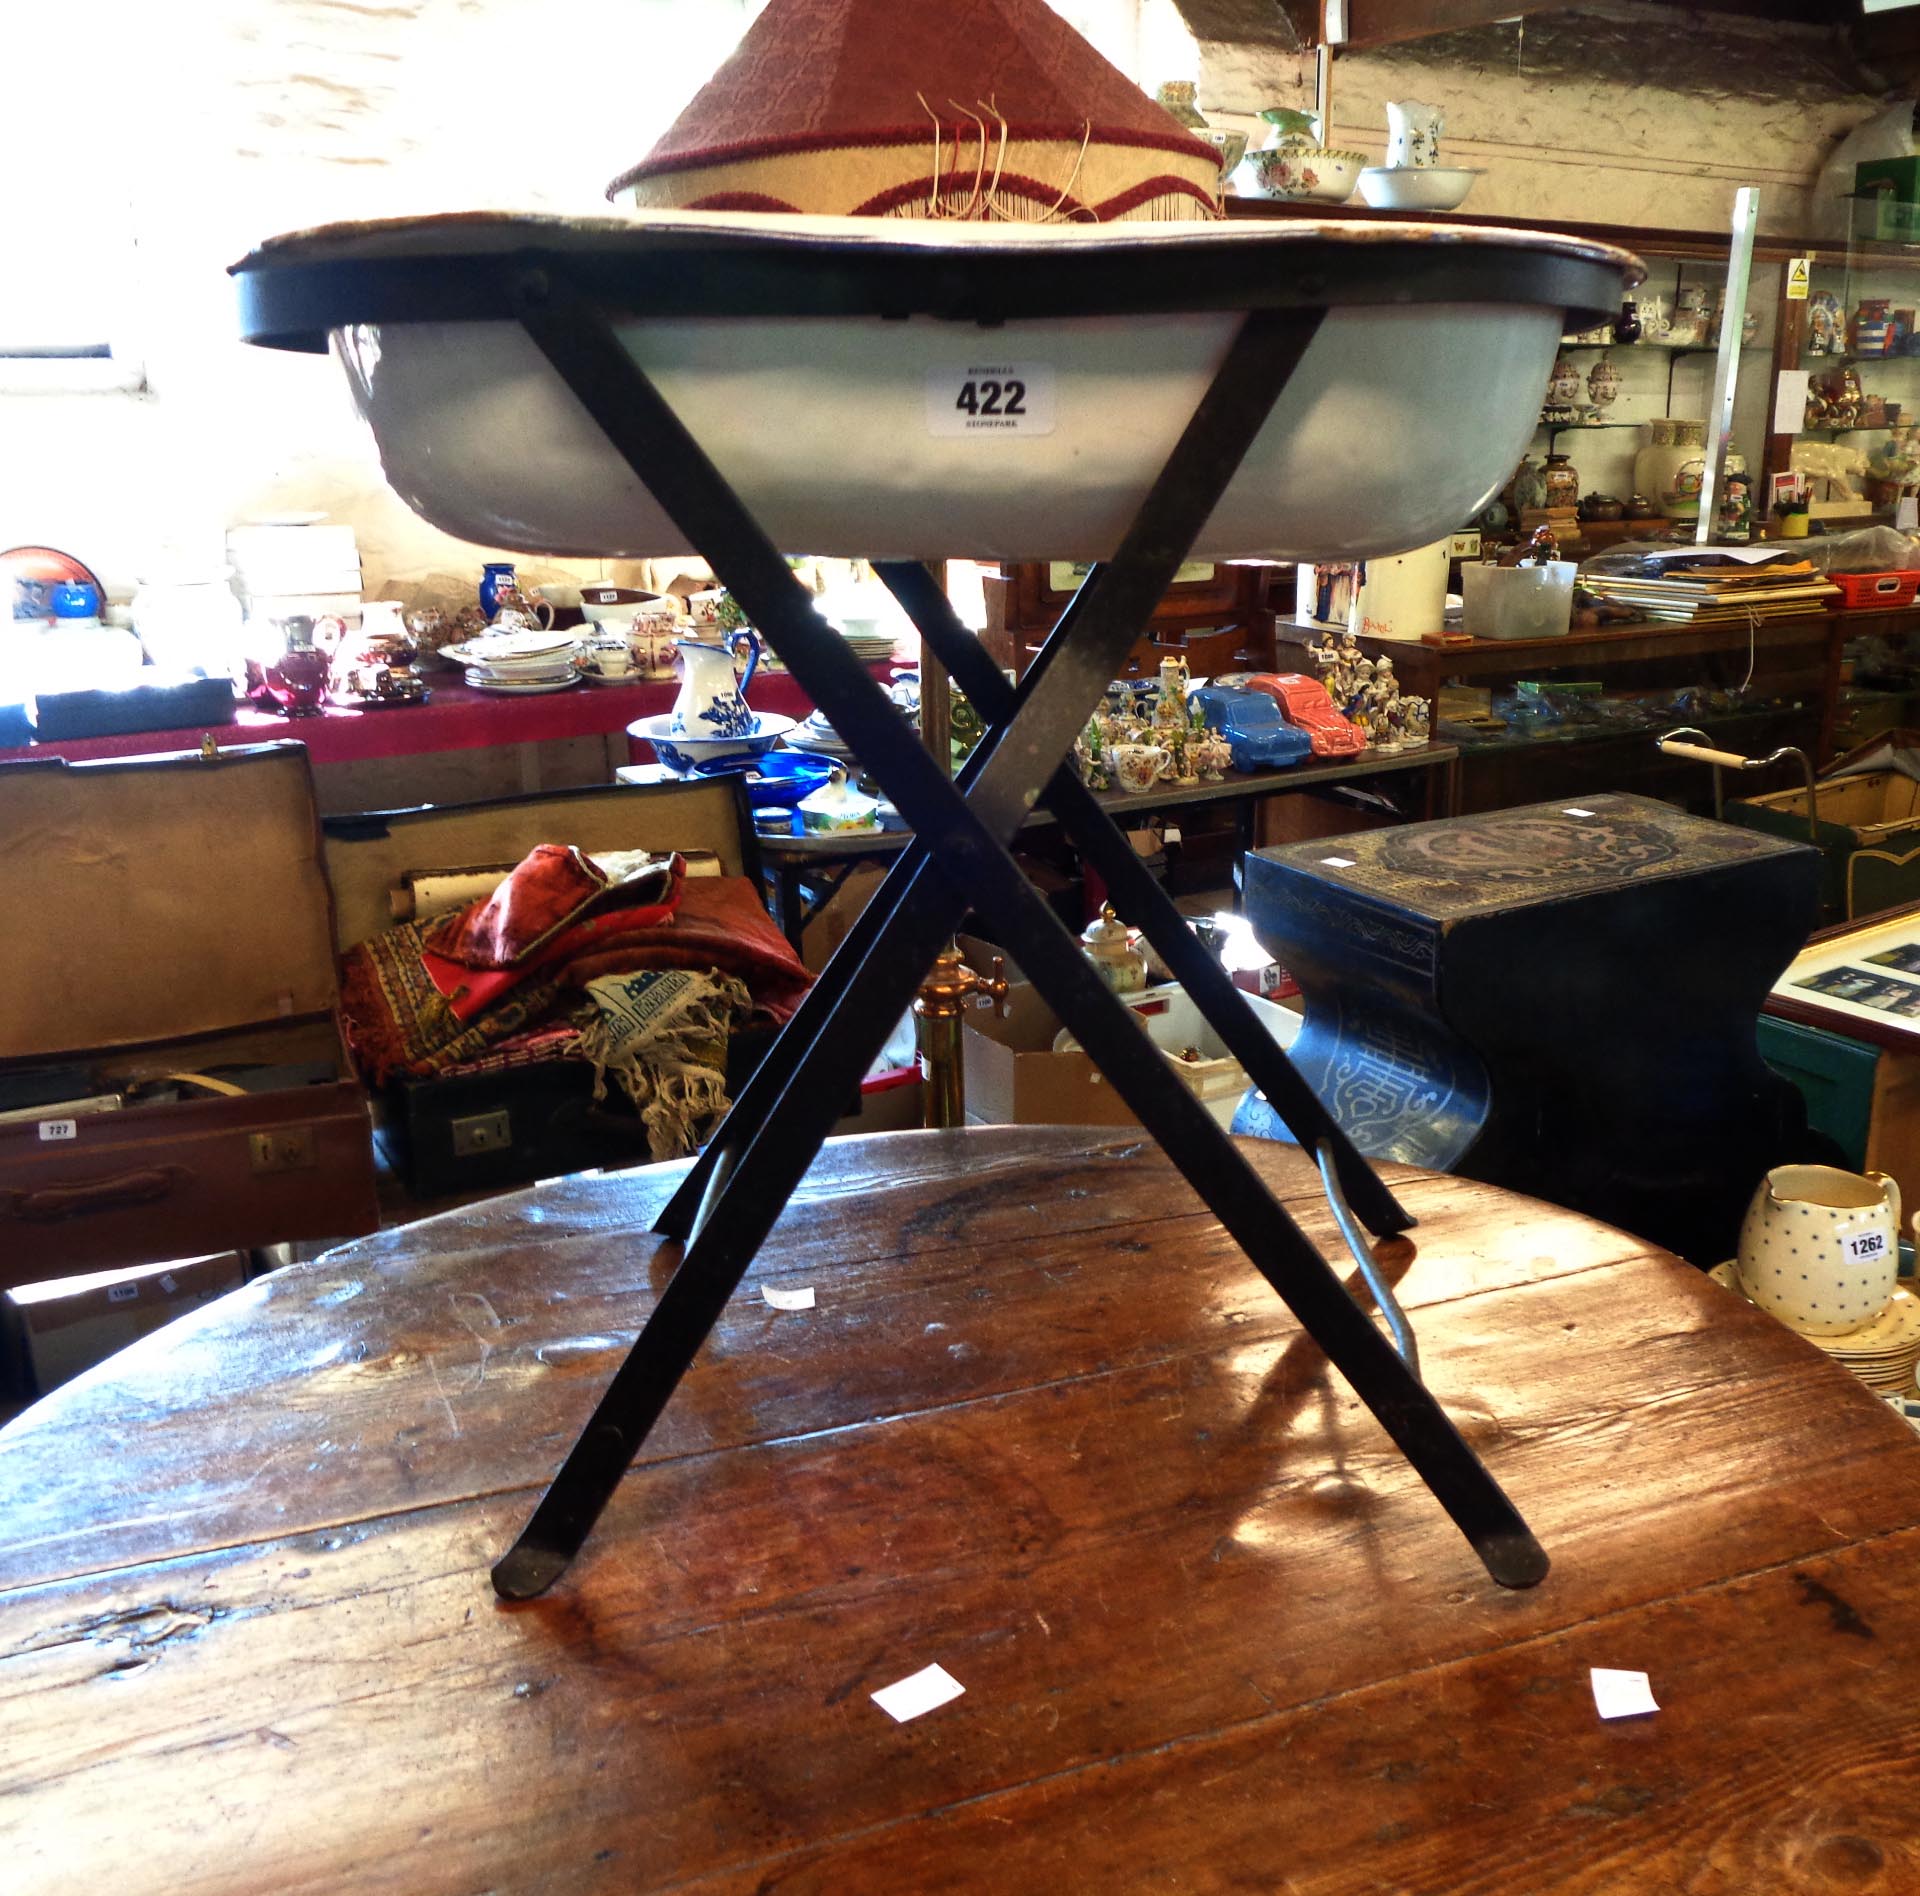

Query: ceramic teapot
[1081,905,1149,994]
[1737,1164,1901,1337]
[670,629,760,738]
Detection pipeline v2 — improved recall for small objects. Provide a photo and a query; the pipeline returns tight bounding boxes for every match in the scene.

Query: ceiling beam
[1172,0,1319,51]
[1333,0,1583,51]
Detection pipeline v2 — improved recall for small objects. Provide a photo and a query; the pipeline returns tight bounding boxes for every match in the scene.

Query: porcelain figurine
[1384,99,1443,169]
[1638,295,1671,342]
[1192,729,1234,780]
[671,628,761,738]
[1075,719,1112,791]
[1807,291,1842,356]
[1586,351,1621,411]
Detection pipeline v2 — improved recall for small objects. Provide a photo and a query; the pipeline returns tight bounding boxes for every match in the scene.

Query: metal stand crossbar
[488,275,1549,1601]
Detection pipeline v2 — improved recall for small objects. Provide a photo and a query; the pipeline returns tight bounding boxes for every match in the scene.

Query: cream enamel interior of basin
[334,301,1564,563]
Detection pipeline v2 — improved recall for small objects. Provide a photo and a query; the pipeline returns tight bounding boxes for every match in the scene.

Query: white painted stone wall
[0,0,1894,604]
[2,0,760,602]
[1198,3,1882,238]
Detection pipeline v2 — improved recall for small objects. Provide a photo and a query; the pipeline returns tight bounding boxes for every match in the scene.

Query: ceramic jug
[1737,1165,1901,1337]
[1384,99,1443,169]
[632,608,681,680]
[670,628,761,738]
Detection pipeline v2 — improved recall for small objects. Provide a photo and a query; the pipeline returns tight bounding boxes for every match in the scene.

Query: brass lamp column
[914,945,1010,1126]
[908,560,1004,1127]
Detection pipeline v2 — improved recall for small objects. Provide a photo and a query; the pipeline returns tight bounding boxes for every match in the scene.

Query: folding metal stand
[480,276,1551,1600]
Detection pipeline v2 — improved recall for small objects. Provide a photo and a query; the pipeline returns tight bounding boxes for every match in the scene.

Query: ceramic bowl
[629,711,797,773]
[1246,147,1366,204]
[1357,166,1482,212]
[581,587,666,628]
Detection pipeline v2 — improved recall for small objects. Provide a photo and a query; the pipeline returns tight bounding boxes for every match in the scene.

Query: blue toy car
[1189,685,1314,772]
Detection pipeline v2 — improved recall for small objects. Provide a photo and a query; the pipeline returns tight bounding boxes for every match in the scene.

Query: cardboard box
[3,1251,248,1400]
[956,935,1299,1128]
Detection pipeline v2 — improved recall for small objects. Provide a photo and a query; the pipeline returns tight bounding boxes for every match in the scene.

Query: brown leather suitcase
[319,775,760,1200]
[0,743,379,1289]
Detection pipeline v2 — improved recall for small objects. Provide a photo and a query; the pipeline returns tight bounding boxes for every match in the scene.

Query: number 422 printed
[926,362,1056,437]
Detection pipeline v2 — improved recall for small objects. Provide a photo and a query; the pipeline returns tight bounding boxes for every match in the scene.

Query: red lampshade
[609,0,1222,222]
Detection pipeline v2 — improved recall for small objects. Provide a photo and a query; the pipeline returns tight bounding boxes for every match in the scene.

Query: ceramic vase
[1633,419,1704,521]
[1586,352,1621,411]
[1543,452,1579,511]
[478,562,517,619]
[1546,354,1584,407]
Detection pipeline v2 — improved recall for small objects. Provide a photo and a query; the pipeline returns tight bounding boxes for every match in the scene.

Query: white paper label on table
[1320,856,1356,869]
[872,1662,966,1723]
[762,1284,816,1311]
[926,362,1057,437]
[38,1119,76,1142]
[1772,370,1811,435]
[1563,807,1596,818]
[1590,1667,1659,1720]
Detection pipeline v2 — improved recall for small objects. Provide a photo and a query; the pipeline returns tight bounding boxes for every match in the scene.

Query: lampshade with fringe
[607,0,1224,223]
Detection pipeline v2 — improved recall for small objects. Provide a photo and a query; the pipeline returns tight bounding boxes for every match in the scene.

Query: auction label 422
[926,362,1057,437]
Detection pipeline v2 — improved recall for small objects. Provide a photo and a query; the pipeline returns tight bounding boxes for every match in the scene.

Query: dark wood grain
[1,1128,1916,1893]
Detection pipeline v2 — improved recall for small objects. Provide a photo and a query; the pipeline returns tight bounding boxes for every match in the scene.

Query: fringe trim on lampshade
[616,106,1222,223]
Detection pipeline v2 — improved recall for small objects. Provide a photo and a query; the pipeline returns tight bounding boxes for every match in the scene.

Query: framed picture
[1768,901,1920,1048]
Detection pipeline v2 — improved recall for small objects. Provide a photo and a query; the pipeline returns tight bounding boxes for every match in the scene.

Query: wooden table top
[4,1128,1919,1892]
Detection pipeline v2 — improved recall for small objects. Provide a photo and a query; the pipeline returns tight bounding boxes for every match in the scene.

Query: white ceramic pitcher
[1736,1165,1902,1337]
[670,629,760,738]
[1385,99,1443,169]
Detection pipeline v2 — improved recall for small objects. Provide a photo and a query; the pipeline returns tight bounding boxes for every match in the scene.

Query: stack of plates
[836,626,898,663]
[1709,1263,1920,1394]
[793,710,857,760]
[443,628,581,693]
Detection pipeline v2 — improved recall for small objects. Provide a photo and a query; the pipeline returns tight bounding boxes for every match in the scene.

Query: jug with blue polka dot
[1736,1165,1901,1338]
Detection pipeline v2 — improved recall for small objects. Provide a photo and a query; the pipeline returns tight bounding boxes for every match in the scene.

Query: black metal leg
[873,560,1413,1238]
[494,282,1544,1600]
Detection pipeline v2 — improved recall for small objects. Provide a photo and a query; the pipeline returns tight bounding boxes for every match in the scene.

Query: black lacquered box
[1240,792,1825,1264]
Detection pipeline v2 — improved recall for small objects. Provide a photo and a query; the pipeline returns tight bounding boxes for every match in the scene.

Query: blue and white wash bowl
[630,711,797,773]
